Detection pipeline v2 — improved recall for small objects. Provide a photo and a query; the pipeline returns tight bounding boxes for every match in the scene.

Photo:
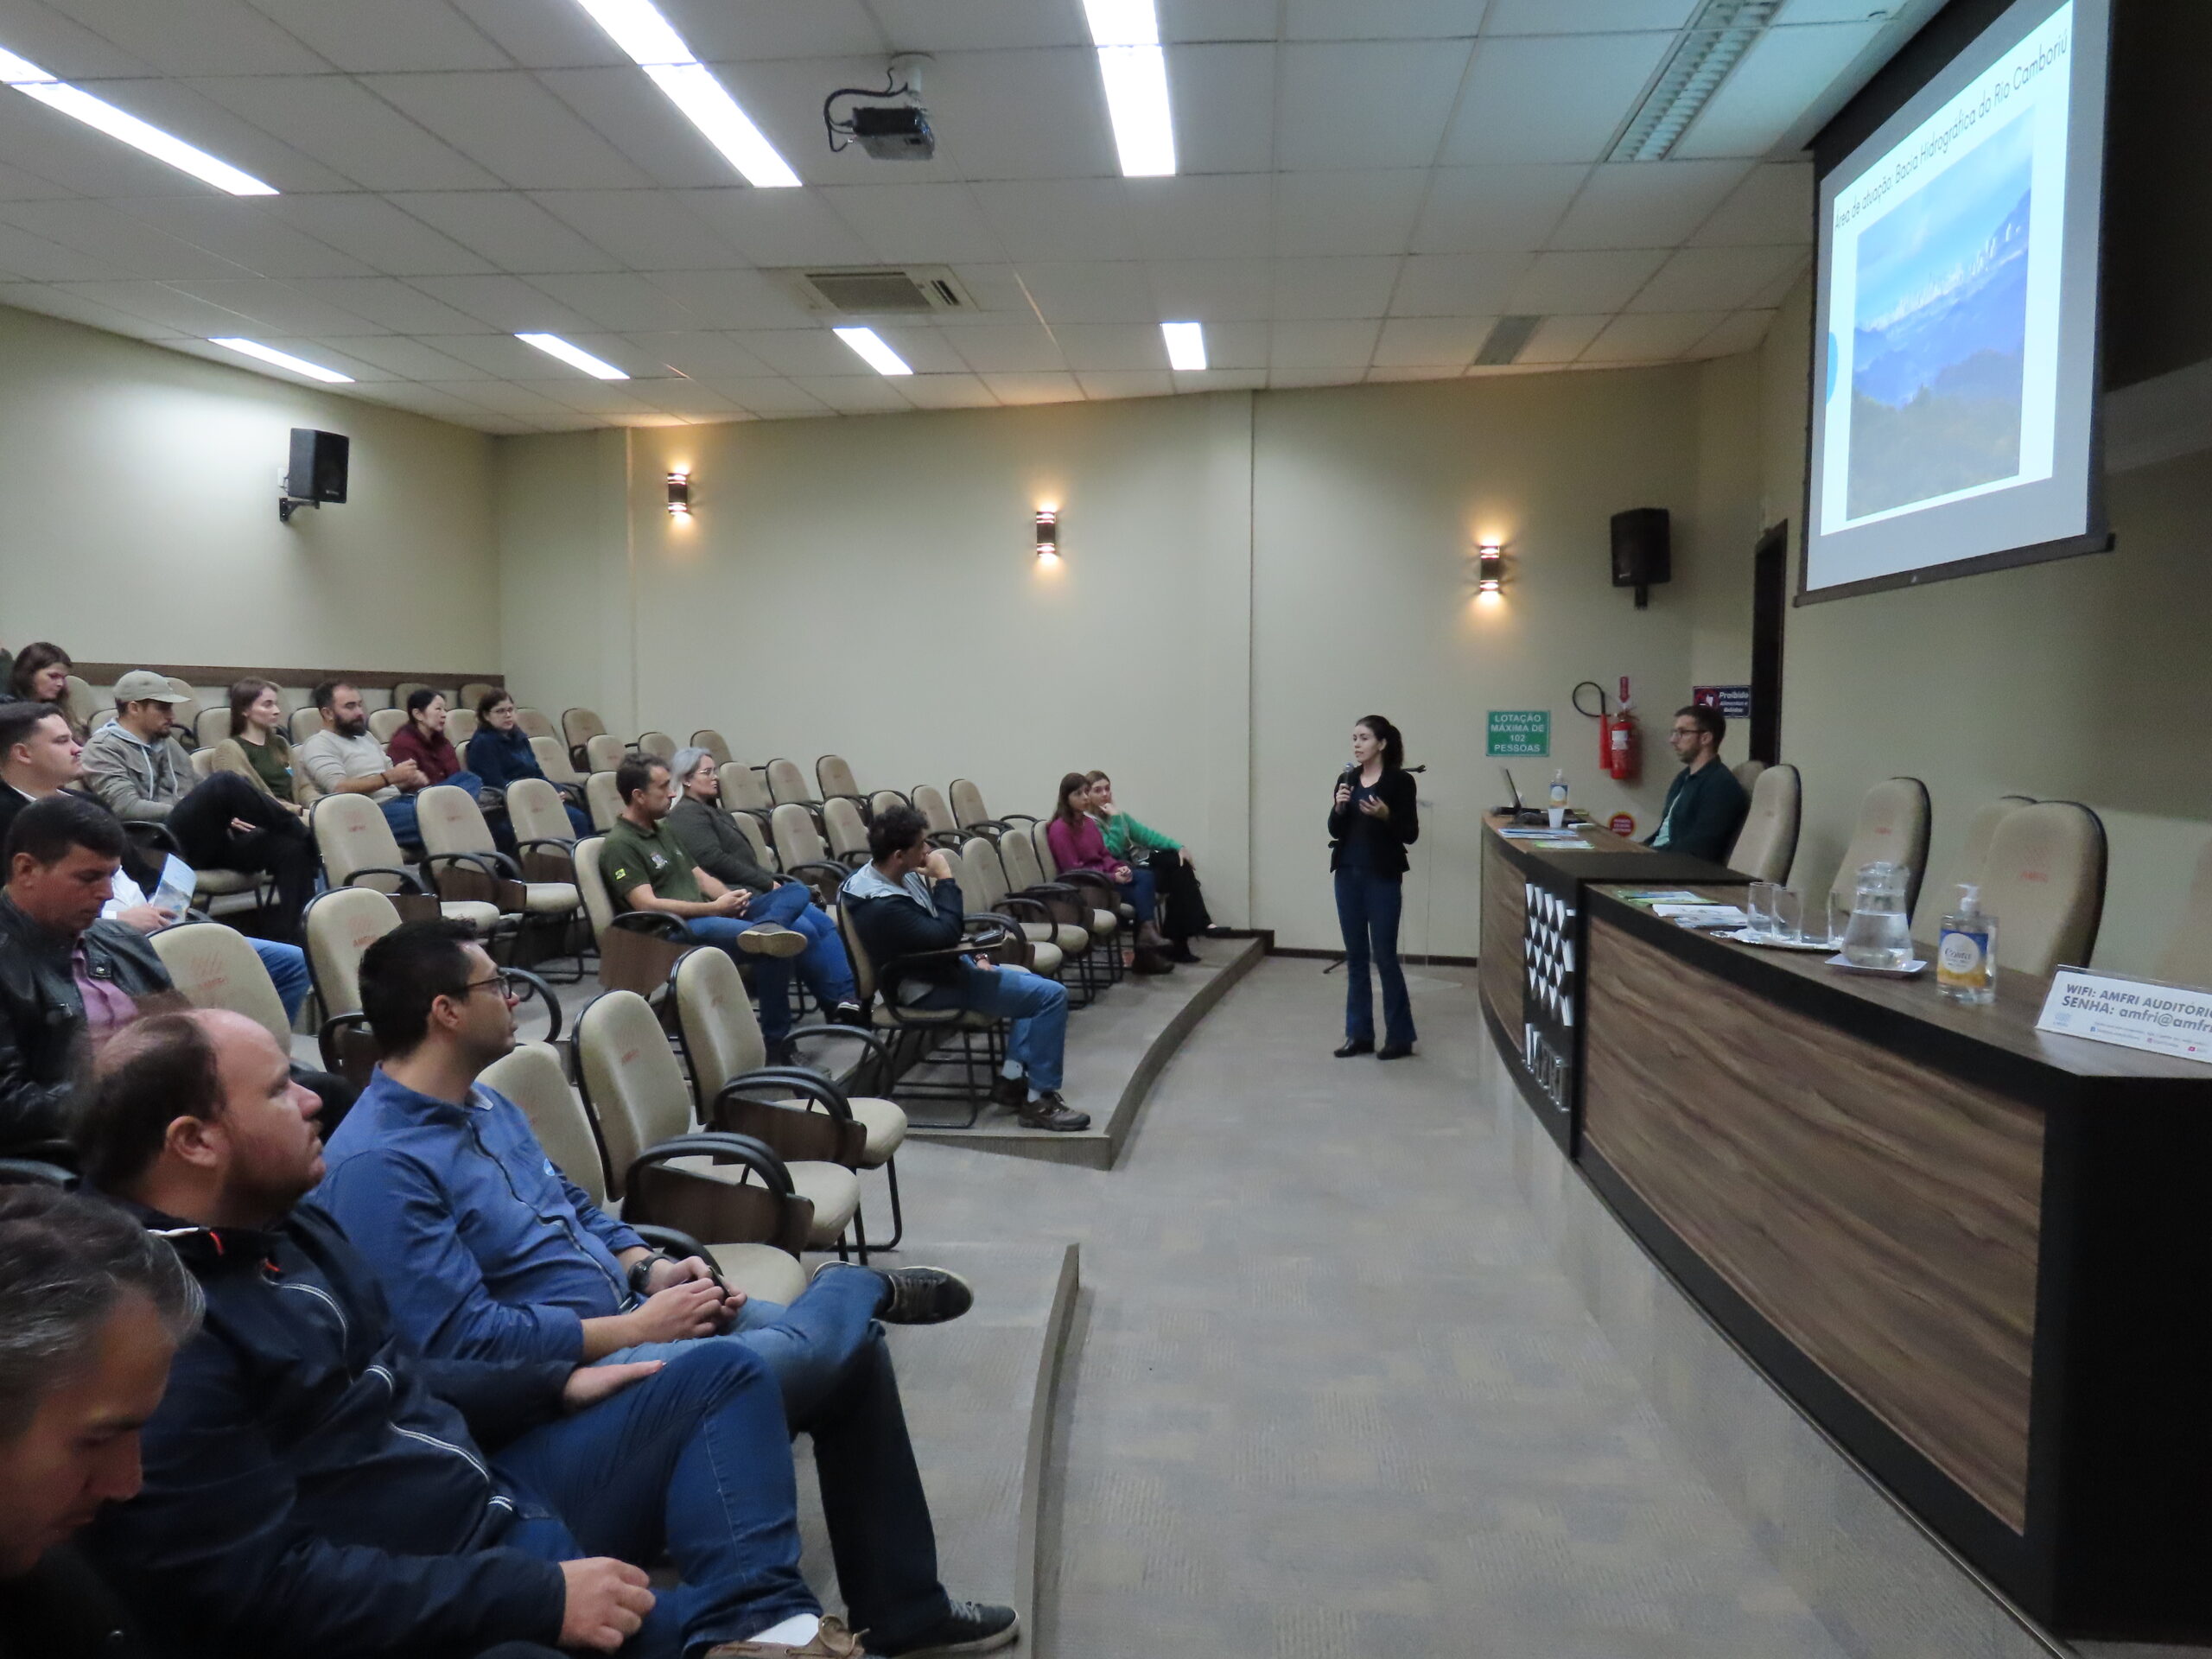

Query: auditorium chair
[959,835,1081,991]
[690,728,733,766]
[1726,764,1801,883]
[1978,802,2107,977]
[672,946,907,1253]
[816,755,874,815]
[766,757,815,810]
[836,899,1022,1125]
[584,770,623,831]
[637,730,677,764]
[162,678,200,741]
[63,673,95,731]
[446,707,478,747]
[368,707,407,745]
[821,797,870,867]
[289,705,322,744]
[2156,841,2212,991]
[192,706,229,749]
[513,706,556,742]
[950,779,1037,841]
[149,921,295,1052]
[869,789,909,821]
[302,887,401,1077]
[1019,819,1128,977]
[482,1039,809,1305]
[718,761,775,824]
[392,681,429,709]
[768,804,853,906]
[732,810,779,873]
[88,704,115,735]
[575,985,861,1256]
[574,835,692,995]
[1955,795,2036,893]
[505,777,582,880]
[562,706,607,770]
[460,681,499,711]
[115,817,269,922]
[1827,776,1933,919]
[414,785,583,977]
[909,785,966,849]
[310,793,505,938]
[531,734,584,786]
[189,747,215,782]
[1732,759,1767,795]
[584,732,627,773]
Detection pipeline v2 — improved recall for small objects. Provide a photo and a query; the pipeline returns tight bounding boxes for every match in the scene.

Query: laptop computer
[1497,767,1546,824]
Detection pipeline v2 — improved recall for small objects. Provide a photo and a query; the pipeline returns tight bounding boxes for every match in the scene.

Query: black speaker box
[288,428,350,505]
[1610,507,1670,594]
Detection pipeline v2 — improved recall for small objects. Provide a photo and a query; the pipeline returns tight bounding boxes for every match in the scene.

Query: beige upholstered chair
[575,986,858,1254]
[963,834,1084,980]
[765,757,814,808]
[911,785,962,845]
[817,755,866,809]
[868,789,908,820]
[769,804,849,905]
[562,706,607,764]
[950,779,1037,838]
[188,747,216,781]
[1726,764,1800,883]
[572,834,691,993]
[1828,777,1933,919]
[367,707,407,745]
[672,947,906,1252]
[310,793,501,935]
[584,732,627,773]
[162,678,199,738]
[514,706,556,742]
[821,797,869,865]
[482,1039,809,1305]
[999,824,1118,981]
[531,734,583,786]
[303,887,399,1020]
[637,730,677,764]
[690,728,733,766]
[836,898,1012,1122]
[445,708,478,747]
[88,704,115,735]
[1978,802,2107,977]
[2155,841,2212,990]
[1955,795,2037,893]
[63,674,95,731]
[415,785,582,958]
[192,707,229,750]
[585,770,623,831]
[728,810,777,872]
[506,778,579,872]
[150,922,293,1049]
[392,681,429,709]
[720,762,773,817]
[289,706,323,744]
[460,682,498,710]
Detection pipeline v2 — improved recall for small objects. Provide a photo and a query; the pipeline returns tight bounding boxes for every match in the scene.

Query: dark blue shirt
[464,725,545,792]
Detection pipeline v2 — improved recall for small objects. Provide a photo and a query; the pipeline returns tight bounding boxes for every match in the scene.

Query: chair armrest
[628,1132,793,1196]
[926,832,965,851]
[122,821,183,855]
[961,817,1014,839]
[424,849,522,880]
[317,1010,374,1073]
[1055,868,1120,902]
[611,912,690,940]
[0,1156,77,1187]
[998,812,1040,828]
[963,913,1027,944]
[779,1023,893,1071]
[785,860,849,884]
[628,1222,715,1263]
[514,836,576,857]
[994,894,1052,924]
[341,866,428,894]
[713,1070,853,1123]
[505,966,564,1043]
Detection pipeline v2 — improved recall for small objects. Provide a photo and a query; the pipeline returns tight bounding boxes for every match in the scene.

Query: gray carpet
[888,957,1853,1659]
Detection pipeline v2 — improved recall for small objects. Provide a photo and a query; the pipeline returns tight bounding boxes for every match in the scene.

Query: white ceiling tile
[1275,169,1427,257]
[443,0,620,67]
[386,193,623,273]
[924,48,1115,181]
[1626,243,1805,313]
[1276,41,1472,171]
[1284,0,1490,39]
[949,321,1066,373]
[1145,257,1274,321]
[1016,261,1157,324]
[531,65,785,192]
[0,153,71,200]
[703,377,831,416]
[849,323,968,372]
[1505,246,1665,311]
[364,71,658,189]
[524,271,706,332]
[678,188,876,266]
[529,190,745,270]
[1159,0,1279,44]
[0,2,155,77]
[869,1,1084,53]
[1580,308,1727,361]
[1171,43,1276,175]
[735,327,871,376]
[0,200,242,278]
[0,219,118,281]
[0,97,232,197]
[1685,160,1811,245]
[1197,319,1266,365]
[1370,315,1494,365]
[615,331,772,378]
[1125,173,1272,260]
[344,379,532,428]
[1548,159,1751,250]
[1514,311,1608,363]
[1413,163,1588,251]
[1674,21,1885,160]
[206,334,397,378]
[1482,0,1697,30]
[1074,368,1173,399]
[248,0,517,71]
[1389,251,1533,316]
[162,277,385,335]
[981,370,1084,404]
[970,179,1133,263]
[664,0,887,58]
[788,374,914,413]
[1363,362,1465,381]
[938,262,1032,316]
[42,278,262,334]
[1265,365,1351,387]
[1268,317,1378,368]
[1051,322,1168,371]
[309,332,488,379]
[640,266,816,328]
[820,183,1002,265]
[448,376,628,417]
[1169,365,1265,391]
[1743,255,1807,310]
[431,331,596,377]
[1444,32,1672,162]
[258,196,496,276]
[406,271,594,330]
[113,199,374,279]
[41,0,330,73]
[620,378,744,418]
[187,76,505,191]
[1692,308,1777,358]
[0,279,177,334]
[58,77,355,193]
[899,372,1001,407]
[1271,255,1398,319]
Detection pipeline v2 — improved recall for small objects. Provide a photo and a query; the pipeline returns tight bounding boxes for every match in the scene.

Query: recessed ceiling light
[570,0,799,188]
[0,43,277,195]
[834,326,913,377]
[1160,321,1206,372]
[1081,0,1177,178]
[209,338,353,383]
[516,333,631,379]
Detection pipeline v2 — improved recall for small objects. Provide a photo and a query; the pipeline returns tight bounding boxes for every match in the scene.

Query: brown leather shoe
[704,1614,868,1657]
[1130,947,1174,975]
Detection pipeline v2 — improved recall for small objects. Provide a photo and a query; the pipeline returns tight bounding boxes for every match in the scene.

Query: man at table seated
[1643,704,1749,864]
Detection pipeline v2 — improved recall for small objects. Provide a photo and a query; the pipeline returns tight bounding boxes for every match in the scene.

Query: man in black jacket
[75,1006,861,1659]
[1643,704,1751,865]
[840,807,1085,1132]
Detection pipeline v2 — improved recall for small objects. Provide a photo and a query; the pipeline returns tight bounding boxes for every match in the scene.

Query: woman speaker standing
[1329,715,1420,1058]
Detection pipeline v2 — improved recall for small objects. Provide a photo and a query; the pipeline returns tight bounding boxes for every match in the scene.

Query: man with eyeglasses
[1643,702,1751,864]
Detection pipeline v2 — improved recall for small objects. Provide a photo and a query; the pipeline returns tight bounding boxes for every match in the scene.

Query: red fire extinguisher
[1574,677,1642,783]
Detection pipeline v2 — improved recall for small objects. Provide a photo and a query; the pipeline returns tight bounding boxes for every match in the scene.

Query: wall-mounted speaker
[287,428,349,505]
[1610,507,1670,607]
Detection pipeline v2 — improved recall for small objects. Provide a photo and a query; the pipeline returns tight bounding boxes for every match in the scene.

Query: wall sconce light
[1478,542,1504,592]
[1034,507,1058,562]
[666,470,692,518]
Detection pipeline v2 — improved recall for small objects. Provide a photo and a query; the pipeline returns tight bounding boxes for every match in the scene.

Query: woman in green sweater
[208,678,308,817]
[1084,770,1210,962]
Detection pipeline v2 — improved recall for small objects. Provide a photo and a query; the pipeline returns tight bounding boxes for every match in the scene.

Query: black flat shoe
[1376,1043,1415,1061]
[1333,1039,1374,1058]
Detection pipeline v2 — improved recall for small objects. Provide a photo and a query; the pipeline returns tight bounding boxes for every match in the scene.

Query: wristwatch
[627,1252,673,1297]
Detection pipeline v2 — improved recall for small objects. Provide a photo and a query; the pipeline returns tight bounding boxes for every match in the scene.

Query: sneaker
[703,1614,868,1657]
[875,1265,974,1325]
[875,1600,1020,1656]
[829,1000,868,1027]
[737,925,808,959]
[1017,1091,1090,1132]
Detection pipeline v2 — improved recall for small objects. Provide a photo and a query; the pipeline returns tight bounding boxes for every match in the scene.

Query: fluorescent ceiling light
[516,332,630,379]
[209,338,353,384]
[1609,0,1780,162]
[569,0,799,188]
[1081,0,1176,178]
[834,326,913,377]
[0,42,276,195]
[1160,321,1206,372]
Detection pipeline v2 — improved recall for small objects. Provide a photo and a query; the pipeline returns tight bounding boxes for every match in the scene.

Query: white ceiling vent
[777,265,974,317]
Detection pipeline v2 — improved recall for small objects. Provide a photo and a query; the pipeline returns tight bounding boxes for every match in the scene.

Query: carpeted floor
[891,956,1855,1659]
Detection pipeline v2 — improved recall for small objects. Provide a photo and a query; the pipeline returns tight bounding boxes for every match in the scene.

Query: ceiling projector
[825,57,936,162]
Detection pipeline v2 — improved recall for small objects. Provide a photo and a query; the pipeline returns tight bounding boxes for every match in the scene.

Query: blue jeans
[250,938,310,1023]
[599,1266,952,1650]
[1116,864,1157,927]
[683,886,855,1043]
[1336,866,1414,1047]
[913,960,1068,1092]
[493,1342,817,1657]
[379,794,419,848]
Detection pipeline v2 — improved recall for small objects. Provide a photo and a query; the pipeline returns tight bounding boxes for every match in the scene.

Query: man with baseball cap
[79,671,316,939]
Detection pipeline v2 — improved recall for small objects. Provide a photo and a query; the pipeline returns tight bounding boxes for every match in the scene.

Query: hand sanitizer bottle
[1937,883,1997,1005]
[1548,769,1568,830]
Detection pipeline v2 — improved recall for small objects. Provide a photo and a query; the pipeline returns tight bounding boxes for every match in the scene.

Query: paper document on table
[1652,904,1749,926]
[1614,889,1706,906]
[1497,830,1587,844]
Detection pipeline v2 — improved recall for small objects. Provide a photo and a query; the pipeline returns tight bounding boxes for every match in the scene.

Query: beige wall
[0,303,499,678]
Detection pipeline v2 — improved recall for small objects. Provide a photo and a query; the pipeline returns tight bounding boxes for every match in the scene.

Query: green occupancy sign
[1486,709,1551,757]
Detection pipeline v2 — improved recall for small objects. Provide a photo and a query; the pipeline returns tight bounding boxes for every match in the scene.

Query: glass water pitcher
[1840,861,1915,969]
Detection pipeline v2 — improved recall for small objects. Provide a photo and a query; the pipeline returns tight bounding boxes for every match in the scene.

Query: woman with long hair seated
[1084,769,1209,963]
[208,678,308,817]
[4,641,82,737]
[1045,770,1173,974]
[385,689,486,797]
[465,687,589,836]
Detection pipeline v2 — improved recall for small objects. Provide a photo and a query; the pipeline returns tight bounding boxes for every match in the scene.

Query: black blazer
[1327,767,1420,877]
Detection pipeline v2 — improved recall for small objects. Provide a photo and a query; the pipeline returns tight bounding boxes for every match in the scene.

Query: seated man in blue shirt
[1643,703,1751,865]
[315,920,1017,1659]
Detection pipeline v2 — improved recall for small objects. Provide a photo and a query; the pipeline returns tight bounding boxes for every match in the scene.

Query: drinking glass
[1825,894,1850,949]
[1771,887,1804,943]
[1748,881,1779,939]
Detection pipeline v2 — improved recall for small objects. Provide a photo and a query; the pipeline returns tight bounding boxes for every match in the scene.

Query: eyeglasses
[460,972,520,1003]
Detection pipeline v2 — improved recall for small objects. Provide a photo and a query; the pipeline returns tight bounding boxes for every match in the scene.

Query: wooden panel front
[1478,834,1525,1034]
[1581,915,2044,1530]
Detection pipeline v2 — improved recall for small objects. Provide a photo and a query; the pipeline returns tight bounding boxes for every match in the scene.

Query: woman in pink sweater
[1046,772,1171,973]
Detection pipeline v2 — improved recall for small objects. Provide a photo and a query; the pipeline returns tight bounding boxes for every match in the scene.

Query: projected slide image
[1847,110,2034,520]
